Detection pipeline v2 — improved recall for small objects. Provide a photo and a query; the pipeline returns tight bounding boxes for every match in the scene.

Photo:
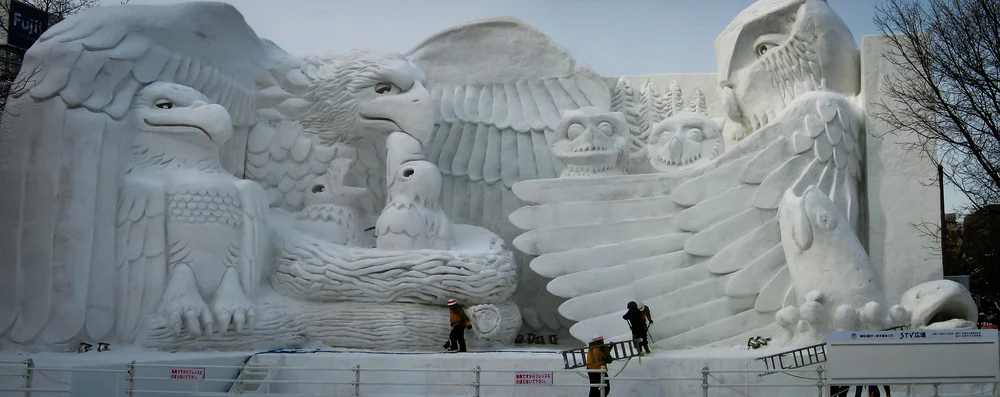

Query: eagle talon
[161,264,214,337]
[211,268,255,334]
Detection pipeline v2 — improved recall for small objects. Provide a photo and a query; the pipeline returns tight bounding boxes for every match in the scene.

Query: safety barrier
[1,358,998,396]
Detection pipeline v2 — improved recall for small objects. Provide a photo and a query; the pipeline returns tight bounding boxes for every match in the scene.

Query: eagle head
[297,50,434,148]
[715,0,858,140]
[387,160,442,207]
[133,82,234,147]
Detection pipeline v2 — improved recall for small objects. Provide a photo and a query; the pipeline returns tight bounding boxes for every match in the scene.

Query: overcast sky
[97,0,962,212]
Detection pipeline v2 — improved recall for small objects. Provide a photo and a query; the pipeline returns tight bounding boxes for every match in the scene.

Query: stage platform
[0,346,992,396]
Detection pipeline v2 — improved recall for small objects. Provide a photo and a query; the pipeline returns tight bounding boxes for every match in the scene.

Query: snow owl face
[647,112,725,172]
[388,160,442,205]
[715,0,859,140]
[132,82,234,147]
[550,107,629,177]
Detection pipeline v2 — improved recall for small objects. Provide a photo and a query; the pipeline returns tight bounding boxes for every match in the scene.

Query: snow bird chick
[375,160,453,250]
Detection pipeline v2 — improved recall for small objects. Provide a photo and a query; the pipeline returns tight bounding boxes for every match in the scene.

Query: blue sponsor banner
[827,329,998,343]
[7,0,50,51]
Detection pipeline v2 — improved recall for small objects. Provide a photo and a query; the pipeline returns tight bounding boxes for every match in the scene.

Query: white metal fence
[1,358,998,397]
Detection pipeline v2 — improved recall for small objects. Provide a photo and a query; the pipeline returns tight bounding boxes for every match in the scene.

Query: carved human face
[132,82,233,147]
[550,107,629,177]
[647,112,725,172]
[715,0,859,140]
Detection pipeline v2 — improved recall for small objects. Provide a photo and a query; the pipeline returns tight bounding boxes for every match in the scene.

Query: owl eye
[597,121,613,136]
[687,128,704,142]
[755,42,777,57]
[155,101,173,109]
[566,123,586,140]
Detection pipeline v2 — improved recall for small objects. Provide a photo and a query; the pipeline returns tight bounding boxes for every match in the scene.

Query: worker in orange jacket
[446,299,472,352]
[585,336,613,397]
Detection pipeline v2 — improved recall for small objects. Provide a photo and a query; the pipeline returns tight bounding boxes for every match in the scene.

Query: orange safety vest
[586,346,609,370]
[450,309,471,327]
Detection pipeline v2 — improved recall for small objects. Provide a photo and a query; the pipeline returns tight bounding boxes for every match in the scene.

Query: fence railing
[1,358,997,397]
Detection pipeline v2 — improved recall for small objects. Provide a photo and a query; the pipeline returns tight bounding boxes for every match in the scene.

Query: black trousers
[449,324,467,352]
[631,330,650,353]
[855,385,891,397]
[588,370,610,397]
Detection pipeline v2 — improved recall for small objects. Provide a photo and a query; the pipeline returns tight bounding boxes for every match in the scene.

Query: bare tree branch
[874,0,1000,323]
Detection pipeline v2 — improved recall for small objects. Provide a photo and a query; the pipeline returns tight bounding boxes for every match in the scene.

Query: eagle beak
[188,103,234,145]
[359,81,434,148]
[140,102,234,145]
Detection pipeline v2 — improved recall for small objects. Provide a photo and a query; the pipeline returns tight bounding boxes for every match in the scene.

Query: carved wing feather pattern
[114,175,168,342]
[0,3,280,343]
[511,91,863,347]
[235,180,269,302]
[407,17,611,332]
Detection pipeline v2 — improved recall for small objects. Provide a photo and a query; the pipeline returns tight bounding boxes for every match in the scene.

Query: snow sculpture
[772,186,889,344]
[406,17,612,334]
[0,2,282,345]
[0,2,519,352]
[295,158,369,247]
[121,82,269,339]
[550,107,630,178]
[629,112,726,173]
[510,0,872,349]
[376,160,454,250]
[899,279,978,330]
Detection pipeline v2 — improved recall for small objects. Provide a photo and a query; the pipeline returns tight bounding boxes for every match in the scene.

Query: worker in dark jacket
[586,336,613,397]
[446,299,472,352]
[622,301,653,354]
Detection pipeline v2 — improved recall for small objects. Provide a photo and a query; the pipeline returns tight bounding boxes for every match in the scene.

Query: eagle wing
[235,180,270,303]
[511,91,864,347]
[0,2,282,344]
[406,17,611,332]
[114,174,168,342]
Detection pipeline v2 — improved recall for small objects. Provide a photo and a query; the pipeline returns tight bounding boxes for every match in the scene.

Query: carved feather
[511,91,864,346]
[0,2,282,344]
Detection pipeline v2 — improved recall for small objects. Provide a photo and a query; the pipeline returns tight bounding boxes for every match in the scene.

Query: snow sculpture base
[136,288,520,351]
[128,211,519,352]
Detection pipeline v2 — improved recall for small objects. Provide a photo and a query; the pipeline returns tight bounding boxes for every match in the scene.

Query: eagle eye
[155,101,174,109]
[402,168,414,178]
[375,82,393,95]
[311,185,325,193]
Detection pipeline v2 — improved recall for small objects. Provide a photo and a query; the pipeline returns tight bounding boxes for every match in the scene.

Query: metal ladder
[756,343,828,376]
[227,354,286,393]
[559,339,643,370]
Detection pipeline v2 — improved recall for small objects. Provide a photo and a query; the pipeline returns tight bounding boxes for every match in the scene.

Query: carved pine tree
[638,79,659,141]
[686,88,708,114]
[610,77,642,149]
[665,80,685,116]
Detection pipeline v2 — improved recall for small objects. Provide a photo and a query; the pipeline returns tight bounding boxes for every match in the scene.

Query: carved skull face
[647,112,725,172]
[550,107,629,177]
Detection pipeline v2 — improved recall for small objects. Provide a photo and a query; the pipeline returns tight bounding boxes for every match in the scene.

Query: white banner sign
[827,329,996,343]
[826,329,999,384]
[515,371,553,385]
[169,367,206,380]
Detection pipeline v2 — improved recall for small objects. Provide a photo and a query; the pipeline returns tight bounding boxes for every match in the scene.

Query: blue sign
[7,0,50,51]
